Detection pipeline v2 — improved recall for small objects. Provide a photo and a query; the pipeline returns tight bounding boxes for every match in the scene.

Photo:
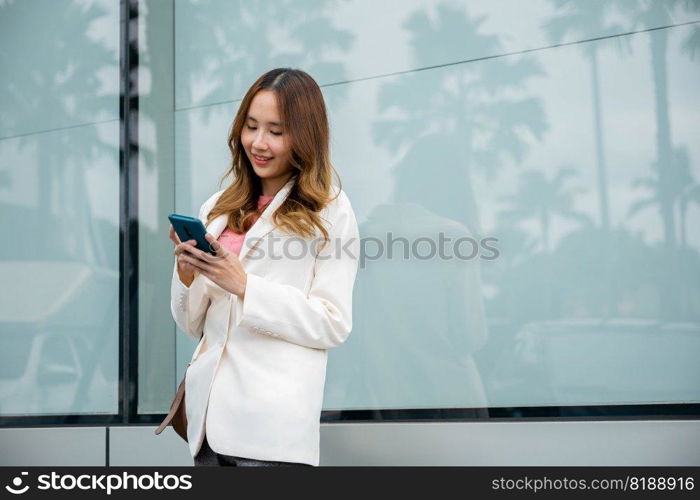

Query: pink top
[216,194,274,256]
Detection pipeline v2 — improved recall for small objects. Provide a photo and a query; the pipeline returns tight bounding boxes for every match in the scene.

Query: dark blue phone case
[168,213,216,254]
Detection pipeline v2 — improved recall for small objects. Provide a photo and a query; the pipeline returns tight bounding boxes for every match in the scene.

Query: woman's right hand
[170,224,198,287]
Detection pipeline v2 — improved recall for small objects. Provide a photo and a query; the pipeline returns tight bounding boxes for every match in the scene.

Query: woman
[168,68,360,466]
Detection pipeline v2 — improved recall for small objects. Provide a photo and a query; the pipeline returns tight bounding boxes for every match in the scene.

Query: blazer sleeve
[234,192,361,350]
[170,262,210,341]
[170,195,217,341]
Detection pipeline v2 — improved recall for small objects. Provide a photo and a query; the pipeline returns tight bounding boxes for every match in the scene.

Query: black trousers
[193,434,313,467]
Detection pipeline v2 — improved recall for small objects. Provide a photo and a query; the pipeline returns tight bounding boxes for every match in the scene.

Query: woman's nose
[252,131,267,151]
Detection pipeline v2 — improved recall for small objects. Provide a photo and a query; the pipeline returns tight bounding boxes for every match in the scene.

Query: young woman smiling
[168,68,360,467]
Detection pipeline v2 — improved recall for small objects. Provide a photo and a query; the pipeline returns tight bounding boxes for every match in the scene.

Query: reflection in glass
[325,1,700,410]
[0,0,120,416]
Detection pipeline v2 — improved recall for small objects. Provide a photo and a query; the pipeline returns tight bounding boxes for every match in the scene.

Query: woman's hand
[169,224,198,287]
[177,232,248,298]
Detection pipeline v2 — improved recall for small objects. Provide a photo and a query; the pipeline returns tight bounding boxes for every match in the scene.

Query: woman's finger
[174,240,197,256]
[183,242,218,262]
[180,253,214,274]
[204,233,229,260]
[177,254,196,271]
[169,225,181,245]
[209,239,229,259]
[170,225,186,245]
[176,243,193,257]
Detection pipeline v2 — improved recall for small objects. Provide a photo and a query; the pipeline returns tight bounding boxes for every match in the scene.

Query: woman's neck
[260,173,294,197]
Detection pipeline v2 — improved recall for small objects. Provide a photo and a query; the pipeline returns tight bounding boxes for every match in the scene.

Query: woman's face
[241,89,294,183]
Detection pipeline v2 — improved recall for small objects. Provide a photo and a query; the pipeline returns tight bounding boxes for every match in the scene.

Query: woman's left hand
[178,233,247,298]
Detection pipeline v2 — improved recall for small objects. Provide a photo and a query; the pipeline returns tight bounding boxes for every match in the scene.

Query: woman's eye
[246,125,281,136]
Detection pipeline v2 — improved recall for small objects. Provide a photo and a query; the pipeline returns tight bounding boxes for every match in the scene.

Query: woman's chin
[253,166,273,177]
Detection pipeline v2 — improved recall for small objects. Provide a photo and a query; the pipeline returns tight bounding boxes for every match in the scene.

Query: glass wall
[323,0,700,410]
[0,0,120,416]
[2,0,698,422]
[139,0,700,414]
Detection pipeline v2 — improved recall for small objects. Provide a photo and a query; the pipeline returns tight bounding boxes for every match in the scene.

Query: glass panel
[325,8,700,410]
[0,0,120,416]
[148,0,700,416]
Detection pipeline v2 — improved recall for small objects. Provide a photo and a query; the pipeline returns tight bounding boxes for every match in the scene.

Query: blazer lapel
[204,176,296,263]
[204,212,229,240]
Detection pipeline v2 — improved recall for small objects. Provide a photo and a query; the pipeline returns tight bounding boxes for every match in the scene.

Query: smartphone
[168,213,216,254]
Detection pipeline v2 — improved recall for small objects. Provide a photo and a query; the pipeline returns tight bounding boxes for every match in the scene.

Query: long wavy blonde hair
[206,68,342,245]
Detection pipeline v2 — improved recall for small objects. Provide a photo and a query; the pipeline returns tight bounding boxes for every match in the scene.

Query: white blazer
[170,176,360,465]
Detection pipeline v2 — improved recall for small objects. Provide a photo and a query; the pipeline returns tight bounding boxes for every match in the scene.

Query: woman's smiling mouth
[253,154,273,165]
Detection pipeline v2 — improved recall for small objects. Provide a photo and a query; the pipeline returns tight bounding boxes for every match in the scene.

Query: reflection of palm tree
[619,0,700,319]
[173,0,355,209]
[675,147,700,319]
[617,0,700,248]
[682,16,700,58]
[499,167,591,317]
[627,145,699,320]
[544,0,631,233]
[176,0,353,111]
[679,181,700,247]
[499,168,591,253]
[677,154,700,250]
[373,2,546,235]
[0,0,115,267]
[628,146,698,249]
